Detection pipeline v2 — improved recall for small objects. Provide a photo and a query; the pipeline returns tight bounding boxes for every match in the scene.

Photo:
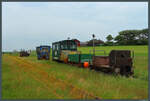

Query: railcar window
[55,45,57,50]
[61,45,64,49]
[57,44,59,50]
[37,48,40,53]
[70,43,76,50]
[73,45,76,49]
[53,45,55,50]
[64,45,67,50]
[37,48,40,51]
[42,48,48,52]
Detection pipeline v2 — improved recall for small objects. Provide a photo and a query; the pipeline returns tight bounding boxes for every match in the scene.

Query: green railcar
[52,40,77,61]
[80,54,93,64]
[68,54,93,64]
[68,54,80,63]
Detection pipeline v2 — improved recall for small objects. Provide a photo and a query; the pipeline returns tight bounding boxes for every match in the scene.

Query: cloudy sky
[2,2,148,51]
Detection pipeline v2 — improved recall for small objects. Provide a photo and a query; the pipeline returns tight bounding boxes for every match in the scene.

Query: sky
[2,2,148,51]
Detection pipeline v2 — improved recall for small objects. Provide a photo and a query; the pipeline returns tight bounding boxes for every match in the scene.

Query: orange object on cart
[84,62,89,68]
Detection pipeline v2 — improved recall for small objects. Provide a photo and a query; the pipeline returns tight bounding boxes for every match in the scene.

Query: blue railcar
[36,45,51,60]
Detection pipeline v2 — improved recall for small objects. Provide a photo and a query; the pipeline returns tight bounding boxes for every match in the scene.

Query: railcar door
[52,43,60,60]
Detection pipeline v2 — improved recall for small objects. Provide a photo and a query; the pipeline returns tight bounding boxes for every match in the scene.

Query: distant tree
[105,34,114,46]
[114,28,148,45]
[140,28,148,39]
[114,35,125,45]
[106,34,113,42]
[136,28,148,45]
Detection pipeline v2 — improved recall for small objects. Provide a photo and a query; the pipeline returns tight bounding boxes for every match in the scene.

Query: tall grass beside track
[2,45,148,99]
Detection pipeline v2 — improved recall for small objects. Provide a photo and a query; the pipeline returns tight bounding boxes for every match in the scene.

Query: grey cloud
[2,2,148,51]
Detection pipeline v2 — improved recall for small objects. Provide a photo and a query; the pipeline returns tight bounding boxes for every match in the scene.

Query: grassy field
[2,45,148,99]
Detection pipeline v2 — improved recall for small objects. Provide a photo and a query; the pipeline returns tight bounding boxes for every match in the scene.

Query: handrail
[132,50,134,68]
[132,50,134,59]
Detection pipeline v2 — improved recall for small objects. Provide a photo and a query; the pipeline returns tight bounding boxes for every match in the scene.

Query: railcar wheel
[130,67,134,75]
[38,57,41,60]
[89,66,94,70]
[114,68,120,75]
[120,66,133,77]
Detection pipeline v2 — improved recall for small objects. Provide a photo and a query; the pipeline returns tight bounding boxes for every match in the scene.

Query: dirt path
[6,55,101,99]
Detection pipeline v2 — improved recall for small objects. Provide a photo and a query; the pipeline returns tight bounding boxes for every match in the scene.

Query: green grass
[2,45,148,99]
[78,45,148,56]
[2,55,58,99]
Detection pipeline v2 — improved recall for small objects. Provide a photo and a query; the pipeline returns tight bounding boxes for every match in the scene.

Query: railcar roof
[36,45,51,48]
[52,40,75,44]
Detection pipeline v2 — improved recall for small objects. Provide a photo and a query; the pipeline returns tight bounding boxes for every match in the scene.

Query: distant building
[87,39,104,46]
[80,42,88,47]
[72,39,80,46]
[71,39,104,47]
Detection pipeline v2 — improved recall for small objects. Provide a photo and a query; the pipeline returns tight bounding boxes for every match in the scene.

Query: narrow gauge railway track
[6,55,63,99]
[8,55,101,99]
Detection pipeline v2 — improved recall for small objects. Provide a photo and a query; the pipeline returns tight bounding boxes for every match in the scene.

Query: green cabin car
[52,40,77,61]
[80,54,93,64]
[68,54,93,64]
[68,54,80,63]
[52,40,93,65]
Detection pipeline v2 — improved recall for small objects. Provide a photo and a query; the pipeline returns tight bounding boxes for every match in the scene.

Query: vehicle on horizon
[36,45,51,60]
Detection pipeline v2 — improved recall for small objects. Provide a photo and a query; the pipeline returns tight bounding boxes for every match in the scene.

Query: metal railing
[131,50,135,68]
